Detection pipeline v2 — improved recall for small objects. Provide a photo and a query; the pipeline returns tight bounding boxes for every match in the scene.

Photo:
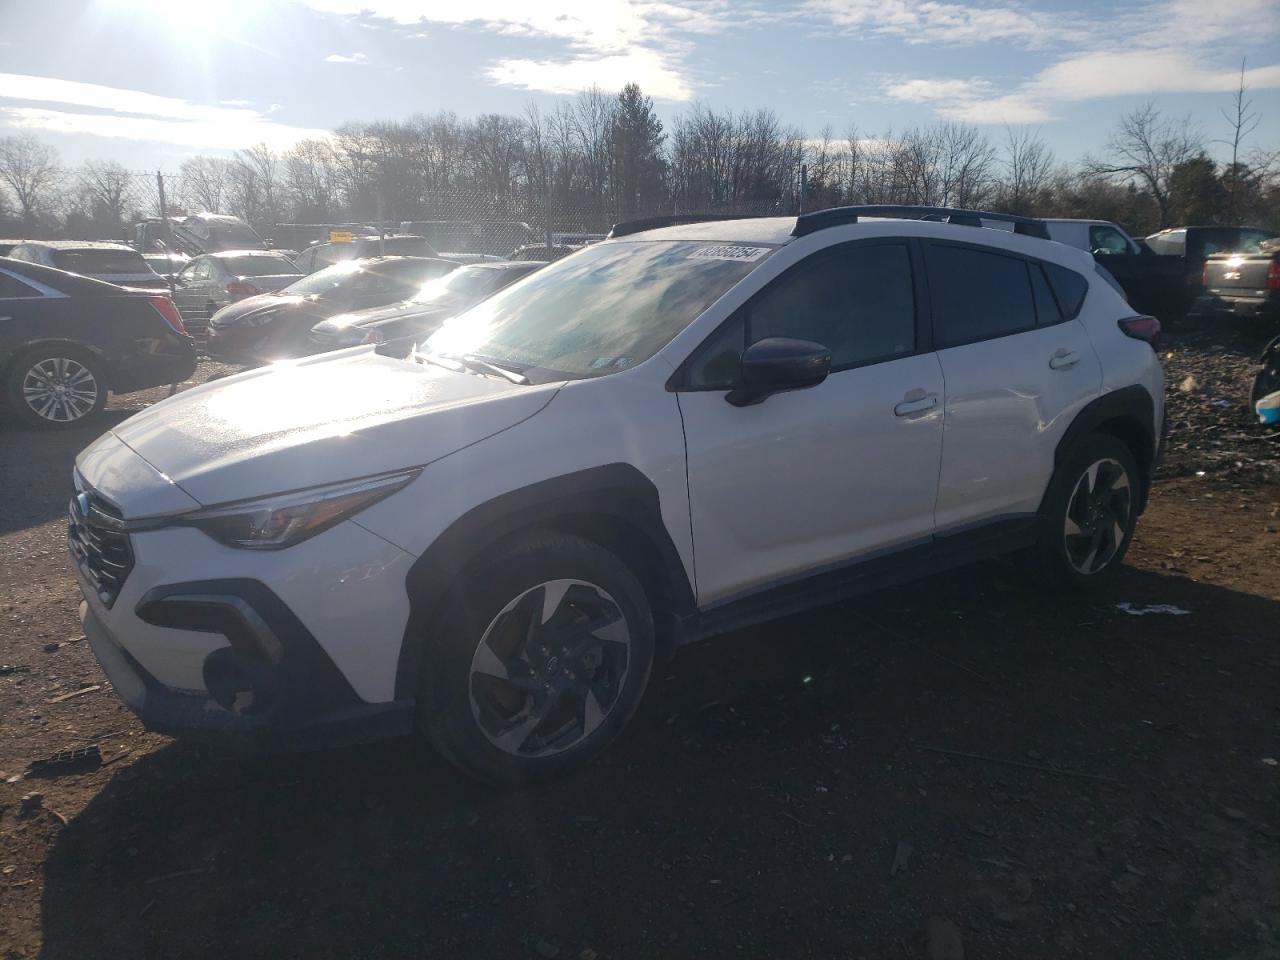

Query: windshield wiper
[460,355,530,385]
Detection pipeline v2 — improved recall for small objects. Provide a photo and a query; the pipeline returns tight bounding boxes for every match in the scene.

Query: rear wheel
[5,347,107,429]
[423,533,655,785]
[1034,434,1140,590]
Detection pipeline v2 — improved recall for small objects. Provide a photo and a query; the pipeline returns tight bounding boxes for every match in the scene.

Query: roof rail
[608,213,760,239]
[791,205,1050,240]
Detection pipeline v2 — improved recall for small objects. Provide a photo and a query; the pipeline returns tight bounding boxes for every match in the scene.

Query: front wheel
[423,533,655,785]
[1034,434,1140,590]
[5,347,107,429]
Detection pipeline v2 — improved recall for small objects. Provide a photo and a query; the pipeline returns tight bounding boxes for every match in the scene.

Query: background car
[0,240,21,257]
[294,235,438,274]
[7,240,170,291]
[0,256,195,428]
[508,243,580,262]
[206,255,460,364]
[169,250,304,342]
[308,260,541,355]
[142,251,190,283]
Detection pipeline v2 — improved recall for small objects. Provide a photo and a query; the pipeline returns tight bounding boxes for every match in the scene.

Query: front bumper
[80,582,414,750]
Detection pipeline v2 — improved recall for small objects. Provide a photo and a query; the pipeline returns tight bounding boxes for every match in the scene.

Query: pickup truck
[1190,238,1280,323]
[1042,218,1185,318]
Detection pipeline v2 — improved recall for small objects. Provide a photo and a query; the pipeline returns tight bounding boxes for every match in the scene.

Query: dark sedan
[0,257,195,429]
[205,255,460,364]
[308,260,542,356]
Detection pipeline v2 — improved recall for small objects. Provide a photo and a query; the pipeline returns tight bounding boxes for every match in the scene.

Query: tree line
[1,79,1277,243]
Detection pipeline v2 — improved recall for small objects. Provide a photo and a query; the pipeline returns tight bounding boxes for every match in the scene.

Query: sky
[0,0,1278,170]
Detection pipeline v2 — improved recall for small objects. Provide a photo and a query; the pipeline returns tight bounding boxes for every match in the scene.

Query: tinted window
[51,248,150,274]
[0,271,40,298]
[1193,228,1272,258]
[1044,263,1089,319]
[1029,262,1061,325]
[745,243,915,369]
[222,255,297,276]
[1088,226,1130,255]
[927,244,1036,347]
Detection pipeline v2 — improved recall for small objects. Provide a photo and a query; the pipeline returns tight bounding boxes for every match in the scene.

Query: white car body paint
[69,213,1165,739]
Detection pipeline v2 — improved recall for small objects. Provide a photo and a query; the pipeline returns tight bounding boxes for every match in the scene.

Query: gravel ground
[1,334,1278,960]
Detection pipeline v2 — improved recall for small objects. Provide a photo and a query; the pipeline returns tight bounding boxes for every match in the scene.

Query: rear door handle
[1049,350,1080,370]
[894,391,938,417]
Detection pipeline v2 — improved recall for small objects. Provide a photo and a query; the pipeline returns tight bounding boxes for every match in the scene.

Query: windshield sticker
[688,245,770,263]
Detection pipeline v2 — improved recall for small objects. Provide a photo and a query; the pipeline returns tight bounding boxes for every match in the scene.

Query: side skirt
[681,515,1039,644]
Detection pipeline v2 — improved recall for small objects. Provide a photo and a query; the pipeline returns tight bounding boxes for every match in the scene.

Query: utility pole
[799,163,807,214]
[156,170,174,251]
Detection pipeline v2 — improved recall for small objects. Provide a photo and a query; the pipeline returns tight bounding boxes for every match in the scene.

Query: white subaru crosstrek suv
[69,206,1164,784]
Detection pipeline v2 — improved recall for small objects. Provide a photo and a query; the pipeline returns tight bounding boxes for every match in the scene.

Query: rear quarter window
[1044,263,1089,319]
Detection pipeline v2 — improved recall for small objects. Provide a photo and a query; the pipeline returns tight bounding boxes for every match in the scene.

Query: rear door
[677,240,945,605]
[926,242,1102,532]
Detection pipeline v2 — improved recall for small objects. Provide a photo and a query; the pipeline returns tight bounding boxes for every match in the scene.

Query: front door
[676,240,945,606]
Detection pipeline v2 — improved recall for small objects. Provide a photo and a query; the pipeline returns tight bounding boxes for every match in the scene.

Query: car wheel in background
[5,346,107,429]
[423,533,655,786]
[1034,433,1140,590]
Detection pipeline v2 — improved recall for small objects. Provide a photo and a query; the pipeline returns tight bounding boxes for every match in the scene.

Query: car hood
[210,293,331,328]
[81,349,559,510]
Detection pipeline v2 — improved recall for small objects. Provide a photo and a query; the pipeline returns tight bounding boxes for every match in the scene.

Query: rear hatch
[1203,253,1277,299]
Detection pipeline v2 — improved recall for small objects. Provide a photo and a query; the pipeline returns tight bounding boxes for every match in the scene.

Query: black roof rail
[608,213,761,239]
[791,205,1050,240]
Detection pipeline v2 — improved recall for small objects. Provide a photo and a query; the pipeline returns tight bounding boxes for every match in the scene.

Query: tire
[1033,433,1140,590]
[422,532,655,786]
[5,346,107,430]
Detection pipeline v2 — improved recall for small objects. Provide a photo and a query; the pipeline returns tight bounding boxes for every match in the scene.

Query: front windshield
[410,266,503,305]
[425,240,772,383]
[281,259,365,297]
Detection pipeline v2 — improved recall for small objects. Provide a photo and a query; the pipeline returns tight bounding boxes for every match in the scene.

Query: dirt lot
[1,331,1278,960]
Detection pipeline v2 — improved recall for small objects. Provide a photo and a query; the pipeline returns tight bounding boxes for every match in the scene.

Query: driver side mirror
[726,337,831,407]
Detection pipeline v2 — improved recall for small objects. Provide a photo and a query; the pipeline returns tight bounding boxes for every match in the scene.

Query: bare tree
[0,133,62,231]
[77,160,133,231]
[178,155,233,213]
[229,143,282,226]
[1087,102,1203,226]
[1218,60,1261,224]
[998,126,1055,214]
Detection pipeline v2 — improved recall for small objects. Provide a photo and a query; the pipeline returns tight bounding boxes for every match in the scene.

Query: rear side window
[1044,263,1089,319]
[926,244,1036,348]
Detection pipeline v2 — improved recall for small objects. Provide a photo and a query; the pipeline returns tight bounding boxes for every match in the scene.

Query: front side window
[426,240,773,383]
[927,244,1037,348]
[1089,226,1131,255]
[743,242,916,370]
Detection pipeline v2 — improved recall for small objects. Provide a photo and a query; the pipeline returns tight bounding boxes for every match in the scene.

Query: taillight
[148,296,187,336]
[1118,315,1161,350]
[1268,260,1279,291]
[226,280,261,298]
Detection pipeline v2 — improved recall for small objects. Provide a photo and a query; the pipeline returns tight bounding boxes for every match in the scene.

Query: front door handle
[894,390,939,417]
[1049,350,1081,370]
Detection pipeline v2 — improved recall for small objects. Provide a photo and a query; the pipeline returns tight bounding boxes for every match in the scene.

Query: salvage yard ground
[1,330,1278,960]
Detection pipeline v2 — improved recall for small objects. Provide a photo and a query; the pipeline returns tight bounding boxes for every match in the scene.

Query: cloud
[297,0,740,100]
[324,52,367,64]
[868,0,1280,123]
[0,73,326,149]
[801,0,1054,46]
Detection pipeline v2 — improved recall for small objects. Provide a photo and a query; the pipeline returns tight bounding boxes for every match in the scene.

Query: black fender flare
[1050,384,1158,512]
[394,463,696,702]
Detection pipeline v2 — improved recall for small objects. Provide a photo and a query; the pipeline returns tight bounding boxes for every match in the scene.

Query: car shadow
[36,562,1280,959]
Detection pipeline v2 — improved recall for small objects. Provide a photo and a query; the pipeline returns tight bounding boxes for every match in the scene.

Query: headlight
[182,469,420,550]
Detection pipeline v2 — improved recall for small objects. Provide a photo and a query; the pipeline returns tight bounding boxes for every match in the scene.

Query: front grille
[68,492,134,608]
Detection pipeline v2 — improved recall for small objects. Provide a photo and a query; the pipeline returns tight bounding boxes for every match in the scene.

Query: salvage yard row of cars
[0,214,1277,432]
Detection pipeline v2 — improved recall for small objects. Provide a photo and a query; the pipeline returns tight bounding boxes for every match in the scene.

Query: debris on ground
[1115,602,1191,616]
[18,793,44,817]
[27,745,101,777]
[890,839,913,876]
[44,684,101,704]
[0,664,30,675]
[926,916,965,960]
[533,938,561,958]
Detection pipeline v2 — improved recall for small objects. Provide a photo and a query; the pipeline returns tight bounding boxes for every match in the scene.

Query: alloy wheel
[1063,457,1132,575]
[21,357,100,424]
[468,579,631,758]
